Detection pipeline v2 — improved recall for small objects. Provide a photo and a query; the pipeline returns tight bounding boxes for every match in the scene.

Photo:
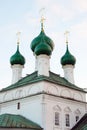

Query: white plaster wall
[0,81,86,103]
[62,65,75,84]
[0,90,86,130]
[44,94,86,130]
[11,65,24,84]
[0,95,43,126]
[36,55,50,76]
[0,81,86,130]
[0,82,44,103]
[43,82,86,102]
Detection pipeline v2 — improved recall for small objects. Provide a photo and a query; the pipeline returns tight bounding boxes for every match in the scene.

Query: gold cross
[16,32,21,44]
[41,15,45,24]
[64,31,70,44]
[39,8,46,31]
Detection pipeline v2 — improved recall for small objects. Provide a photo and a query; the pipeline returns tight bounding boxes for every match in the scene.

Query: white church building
[0,18,87,130]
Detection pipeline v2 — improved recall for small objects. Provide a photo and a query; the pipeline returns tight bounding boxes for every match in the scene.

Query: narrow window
[76,116,79,122]
[65,114,70,127]
[55,112,59,126]
[17,102,20,110]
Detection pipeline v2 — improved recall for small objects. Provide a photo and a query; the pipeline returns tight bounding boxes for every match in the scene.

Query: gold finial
[16,32,21,44]
[39,8,46,31]
[64,31,69,44]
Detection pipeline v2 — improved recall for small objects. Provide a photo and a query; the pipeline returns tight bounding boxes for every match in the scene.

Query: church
[0,17,87,130]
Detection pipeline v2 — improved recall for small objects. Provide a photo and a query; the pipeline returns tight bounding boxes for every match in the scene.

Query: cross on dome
[16,32,21,44]
[39,8,46,31]
[64,31,69,44]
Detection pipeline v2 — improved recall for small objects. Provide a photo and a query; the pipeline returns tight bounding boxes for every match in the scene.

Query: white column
[11,64,24,84]
[62,65,75,84]
[35,54,50,77]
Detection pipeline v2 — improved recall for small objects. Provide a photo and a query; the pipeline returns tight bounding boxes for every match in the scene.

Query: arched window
[64,107,71,127]
[53,105,61,127]
[74,109,81,122]
[55,112,59,126]
[65,114,70,127]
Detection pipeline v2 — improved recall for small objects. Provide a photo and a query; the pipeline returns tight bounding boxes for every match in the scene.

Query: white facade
[0,80,86,130]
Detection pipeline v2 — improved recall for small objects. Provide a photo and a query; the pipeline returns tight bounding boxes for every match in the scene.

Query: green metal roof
[61,45,76,66]
[0,71,85,93]
[34,38,52,56]
[30,30,54,56]
[10,44,25,65]
[71,114,87,130]
[0,113,42,129]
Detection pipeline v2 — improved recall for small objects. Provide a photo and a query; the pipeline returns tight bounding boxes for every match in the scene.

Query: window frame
[76,115,79,122]
[65,114,70,127]
[17,102,20,110]
[54,112,60,126]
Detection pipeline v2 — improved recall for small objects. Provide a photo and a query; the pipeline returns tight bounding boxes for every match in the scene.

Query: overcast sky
[0,0,87,89]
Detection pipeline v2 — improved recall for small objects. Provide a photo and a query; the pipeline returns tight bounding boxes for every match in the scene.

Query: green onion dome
[10,44,25,65]
[34,38,52,55]
[61,45,76,66]
[30,30,54,56]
